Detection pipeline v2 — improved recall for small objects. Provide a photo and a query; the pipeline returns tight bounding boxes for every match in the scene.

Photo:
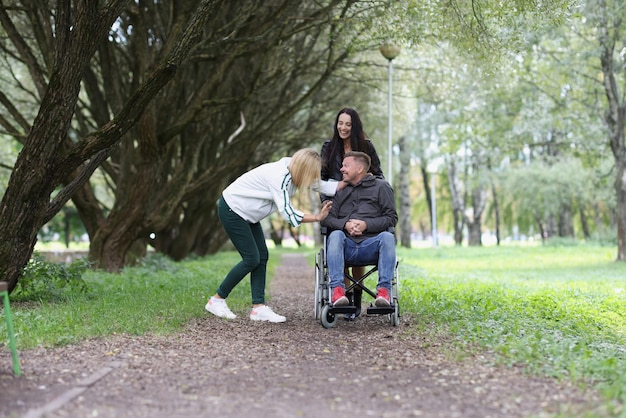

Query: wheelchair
[314,227,400,328]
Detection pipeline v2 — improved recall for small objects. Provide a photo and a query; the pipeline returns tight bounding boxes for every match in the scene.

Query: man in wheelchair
[320,151,398,310]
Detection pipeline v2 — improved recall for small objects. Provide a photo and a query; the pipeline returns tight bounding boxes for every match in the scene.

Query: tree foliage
[0,0,581,293]
[0,0,393,291]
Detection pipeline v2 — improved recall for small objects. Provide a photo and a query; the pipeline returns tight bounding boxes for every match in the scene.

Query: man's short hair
[344,151,371,172]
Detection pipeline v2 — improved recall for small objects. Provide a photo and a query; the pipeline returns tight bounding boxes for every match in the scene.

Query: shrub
[13,253,91,302]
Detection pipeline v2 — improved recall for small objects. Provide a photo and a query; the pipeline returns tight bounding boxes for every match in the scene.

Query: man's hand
[345,219,367,237]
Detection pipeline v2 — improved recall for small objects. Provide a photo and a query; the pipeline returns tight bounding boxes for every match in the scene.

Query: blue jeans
[327,230,395,291]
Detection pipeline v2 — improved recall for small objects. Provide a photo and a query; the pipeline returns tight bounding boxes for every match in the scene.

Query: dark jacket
[320,139,384,182]
[321,174,397,243]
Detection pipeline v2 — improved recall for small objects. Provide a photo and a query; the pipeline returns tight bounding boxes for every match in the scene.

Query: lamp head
[380,40,401,61]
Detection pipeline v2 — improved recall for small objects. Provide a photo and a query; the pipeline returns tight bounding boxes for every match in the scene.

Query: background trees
[391,0,624,257]
[0,0,393,291]
[6,0,624,293]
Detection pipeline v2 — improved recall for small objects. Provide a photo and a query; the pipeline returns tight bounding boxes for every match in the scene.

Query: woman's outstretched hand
[317,200,332,222]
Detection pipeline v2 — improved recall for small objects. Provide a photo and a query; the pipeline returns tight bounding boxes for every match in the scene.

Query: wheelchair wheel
[321,304,338,328]
[314,250,323,320]
[390,263,400,326]
[314,285,322,320]
[390,301,400,326]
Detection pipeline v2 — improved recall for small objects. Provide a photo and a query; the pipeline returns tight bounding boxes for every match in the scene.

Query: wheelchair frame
[314,228,400,328]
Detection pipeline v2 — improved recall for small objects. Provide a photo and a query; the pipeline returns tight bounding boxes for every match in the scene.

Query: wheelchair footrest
[366,306,395,315]
[329,305,357,314]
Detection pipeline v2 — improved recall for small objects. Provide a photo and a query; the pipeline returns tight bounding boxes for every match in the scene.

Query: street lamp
[380,40,401,185]
[431,173,437,247]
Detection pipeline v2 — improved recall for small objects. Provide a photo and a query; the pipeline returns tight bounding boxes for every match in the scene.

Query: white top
[222,157,338,227]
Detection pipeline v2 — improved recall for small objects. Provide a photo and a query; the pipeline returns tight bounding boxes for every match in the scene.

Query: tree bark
[579,205,590,240]
[78,1,366,265]
[398,136,411,248]
[448,160,465,245]
[598,15,626,260]
[466,184,486,246]
[558,203,575,238]
[491,178,501,245]
[0,1,128,291]
[535,212,547,244]
[0,0,221,289]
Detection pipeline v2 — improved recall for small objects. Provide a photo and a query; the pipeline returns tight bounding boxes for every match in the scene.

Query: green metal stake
[1,282,21,376]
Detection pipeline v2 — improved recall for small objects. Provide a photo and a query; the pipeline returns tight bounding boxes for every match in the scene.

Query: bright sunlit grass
[397,244,625,414]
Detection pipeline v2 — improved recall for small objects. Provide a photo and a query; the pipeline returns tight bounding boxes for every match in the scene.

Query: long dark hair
[327,108,369,161]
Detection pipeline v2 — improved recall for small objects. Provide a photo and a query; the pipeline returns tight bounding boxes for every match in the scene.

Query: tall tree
[592,0,626,259]
[397,135,411,247]
[0,0,391,289]
[0,0,228,290]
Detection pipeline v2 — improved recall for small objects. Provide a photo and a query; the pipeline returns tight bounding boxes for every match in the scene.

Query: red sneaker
[375,288,391,307]
[332,287,349,306]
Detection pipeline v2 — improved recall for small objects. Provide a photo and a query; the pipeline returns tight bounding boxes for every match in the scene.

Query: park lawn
[396,244,626,413]
[5,252,271,348]
[2,244,625,412]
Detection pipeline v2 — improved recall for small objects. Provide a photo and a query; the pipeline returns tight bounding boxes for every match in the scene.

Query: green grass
[3,252,278,348]
[397,244,625,416]
[1,244,625,415]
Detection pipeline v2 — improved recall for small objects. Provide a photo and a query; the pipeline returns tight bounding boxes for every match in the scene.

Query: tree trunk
[467,222,482,246]
[598,18,626,260]
[579,205,590,239]
[614,163,626,260]
[466,154,488,247]
[545,214,558,239]
[269,221,285,247]
[398,136,411,248]
[558,203,575,237]
[0,1,221,290]
[448,161,465,245]
[465,183,486,246]
[487,158,500,245]
[0,2,127,291]
[452,209,463,245]
[64,209,71,248]
[288,227,302,247]
[535,212,546,244]
[491,180,501,245]
[421,166,434,241]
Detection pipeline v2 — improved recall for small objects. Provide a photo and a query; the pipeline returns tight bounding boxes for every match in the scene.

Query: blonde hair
[289,148,321,188]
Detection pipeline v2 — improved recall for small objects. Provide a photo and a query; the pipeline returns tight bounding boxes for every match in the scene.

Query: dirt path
[1,253,602,418]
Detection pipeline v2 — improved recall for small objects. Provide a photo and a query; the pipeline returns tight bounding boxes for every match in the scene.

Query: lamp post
[380,40,400,185]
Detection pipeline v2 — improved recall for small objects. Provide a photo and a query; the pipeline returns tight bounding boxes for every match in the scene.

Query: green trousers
[217,197,268,305]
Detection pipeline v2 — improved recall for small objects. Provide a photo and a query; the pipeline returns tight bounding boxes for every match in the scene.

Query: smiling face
[340,155,364,185]
[337,113,352,141]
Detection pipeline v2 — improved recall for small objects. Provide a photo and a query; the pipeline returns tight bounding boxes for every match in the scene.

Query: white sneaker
[250,305,286,323]
[205,296,236,319]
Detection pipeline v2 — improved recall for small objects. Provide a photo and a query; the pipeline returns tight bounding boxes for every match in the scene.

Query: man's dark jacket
[321,174,397,243]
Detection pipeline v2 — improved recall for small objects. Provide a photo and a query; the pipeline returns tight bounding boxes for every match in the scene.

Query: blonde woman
[206,149,337,323]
